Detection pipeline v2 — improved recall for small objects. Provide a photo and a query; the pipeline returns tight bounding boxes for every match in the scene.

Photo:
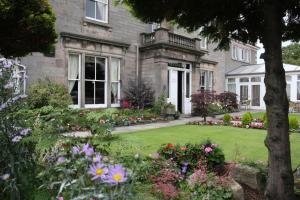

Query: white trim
[111,57,121,107]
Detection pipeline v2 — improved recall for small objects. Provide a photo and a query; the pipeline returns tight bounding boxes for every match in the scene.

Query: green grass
[111,125,300,168]
[251,112,300,121]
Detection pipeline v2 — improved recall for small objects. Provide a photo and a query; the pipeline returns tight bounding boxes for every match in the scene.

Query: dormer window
[86,0,108,23]
[200,37,207,49]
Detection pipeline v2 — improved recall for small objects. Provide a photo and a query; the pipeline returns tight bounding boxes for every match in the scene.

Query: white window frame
[68,54,81,108]
[232,44,251,63]
[85,0,109,23]
[227,78,236,93]
[111,58,121,107]
[200,70,213,91]
[84,55,108,108]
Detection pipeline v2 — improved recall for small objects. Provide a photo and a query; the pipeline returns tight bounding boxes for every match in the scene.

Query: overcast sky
[257,41,292,64]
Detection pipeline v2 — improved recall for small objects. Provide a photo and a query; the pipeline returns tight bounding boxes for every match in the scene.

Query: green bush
[289,117,299,130]
[263,113,269,129]
[223,114,232,125]
[242,112,253,125]
[152,93,167,114]
[27,80,72,109]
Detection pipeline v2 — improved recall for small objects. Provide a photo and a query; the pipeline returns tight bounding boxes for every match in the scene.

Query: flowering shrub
[242,112,253,125]
[223,114,232,125]
[191,90,217,121]
[0,59,36,200]
[217,91,238,112]
[158,140,225,171]
[39,142,134,199]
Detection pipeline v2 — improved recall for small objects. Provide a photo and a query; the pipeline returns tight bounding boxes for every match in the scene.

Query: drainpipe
[135,44,139,85]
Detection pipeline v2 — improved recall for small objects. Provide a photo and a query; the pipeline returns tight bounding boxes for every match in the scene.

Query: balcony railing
[168,32,196,49]
[141,28,203,51]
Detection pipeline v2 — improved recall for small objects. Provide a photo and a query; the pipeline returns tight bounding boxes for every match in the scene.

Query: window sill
[83,18,112,29]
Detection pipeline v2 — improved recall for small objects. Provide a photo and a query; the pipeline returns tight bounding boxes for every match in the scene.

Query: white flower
[0,173,10,180]
[134,153,139,159]
[12,136,22,143]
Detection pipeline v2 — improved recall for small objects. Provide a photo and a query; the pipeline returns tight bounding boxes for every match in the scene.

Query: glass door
[251,85,260,106]
[240,85,248,101]
[85,56,106,107]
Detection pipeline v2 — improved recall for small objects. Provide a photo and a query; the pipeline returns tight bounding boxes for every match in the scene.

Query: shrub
[191,90,216,121]
[289,117,299,130]
[158,140,225,171]
[27,80,72,109]
[217,92,238,112]
[124,79,155,109]
[263,113,269,129]
[242,112,253,125]
[223,114,232,125]
[152,93,168,114]
[207,102,223,115]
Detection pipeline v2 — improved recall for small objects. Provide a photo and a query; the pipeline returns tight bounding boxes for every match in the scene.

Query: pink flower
[211,144,218,148]
[57,197,64,200]
[204,147,213,153]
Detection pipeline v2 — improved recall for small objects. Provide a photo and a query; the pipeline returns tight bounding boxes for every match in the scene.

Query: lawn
[111,125,300,168]
[251,112,300,121]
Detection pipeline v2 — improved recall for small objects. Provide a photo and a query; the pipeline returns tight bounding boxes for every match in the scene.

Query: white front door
[170,70,178,110]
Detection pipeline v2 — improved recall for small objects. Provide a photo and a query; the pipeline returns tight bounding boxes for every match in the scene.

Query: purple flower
[0,103,7,111]
[3,60,13,68]
[82,144,94,156]
[181,162,189,174]
[0,173,10,181]
[72,146,80,155]
[88,163,108,181]
[20,128,31,136]
[105,165,127,185]
[12,136,22,143]
[92,153,102,163]
[57,156,66,164]
[4,82,14,89]
[57,197,64,200]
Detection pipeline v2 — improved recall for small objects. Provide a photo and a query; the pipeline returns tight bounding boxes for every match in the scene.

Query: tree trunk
[262,0,295,199]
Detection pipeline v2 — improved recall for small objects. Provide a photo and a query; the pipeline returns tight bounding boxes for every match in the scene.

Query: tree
[119,0,300,199]
[0,0,57,58]
[191,90,216,122]
[283,43,300,66]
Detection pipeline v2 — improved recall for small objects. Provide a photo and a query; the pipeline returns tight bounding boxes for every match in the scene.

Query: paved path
[112,110,261,134]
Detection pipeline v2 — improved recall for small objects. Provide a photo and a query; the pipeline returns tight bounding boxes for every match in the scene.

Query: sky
[256,41,292,64]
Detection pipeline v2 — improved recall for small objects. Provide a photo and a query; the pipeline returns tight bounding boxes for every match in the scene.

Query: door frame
[167,63,192,114]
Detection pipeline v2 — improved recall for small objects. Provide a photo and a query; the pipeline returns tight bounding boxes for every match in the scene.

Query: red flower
[166,143,174,149]
[180,146,187,151]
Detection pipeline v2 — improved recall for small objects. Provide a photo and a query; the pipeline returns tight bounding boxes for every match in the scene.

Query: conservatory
[226,63,300,110]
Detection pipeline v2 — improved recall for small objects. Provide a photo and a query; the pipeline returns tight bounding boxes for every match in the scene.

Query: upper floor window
[86,0,108,23]
[232,44,251,63]
[200,37,207,49]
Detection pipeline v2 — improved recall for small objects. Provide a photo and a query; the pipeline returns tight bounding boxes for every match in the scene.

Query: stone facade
[21,0,258,111]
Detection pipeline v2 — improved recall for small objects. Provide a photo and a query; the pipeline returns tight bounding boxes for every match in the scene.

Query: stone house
[21,0,259,114]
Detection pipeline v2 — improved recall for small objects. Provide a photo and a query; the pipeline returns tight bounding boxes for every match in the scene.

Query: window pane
[68,54,80,80]
[228,78,235,83]
[95,82,105,104]
[85,56,95,80]
[251,77,261,82]
[167,70,170,98]
[96,1,107,21]
[228,84,236,93]
[286,75,292,82]
[111,58,119,82]
[111,82,119,104]
[297,82,300,100]
[186,72,190,97]
[240,77,249,82]
[86,0,95,18]
[240,85,248,101]
[286,84,291,100]
[85,81,94,104]
[96,57,106,80]
[69,80,79,105]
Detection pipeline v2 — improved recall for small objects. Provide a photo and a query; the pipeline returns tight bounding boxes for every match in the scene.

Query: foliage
[0,0,57,57]
[223,114,232,125]
[239,160,268,186]
[191,90,216,121]
[207,102,223,115]
[124,79,155,109]
[27,80,72,109]
[38,142,135,199]
[217,92,238,112]
[263,113,269,129]
[289,117,299,130]
[242,112,253,126]
[158,140,225,171]
[282,43,300,66]
[152,93,168,114]
[0,59,36,200]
